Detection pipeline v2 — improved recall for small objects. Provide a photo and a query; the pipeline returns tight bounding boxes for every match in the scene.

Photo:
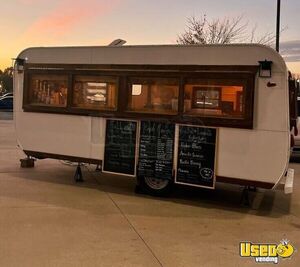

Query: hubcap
[144,177,169,190]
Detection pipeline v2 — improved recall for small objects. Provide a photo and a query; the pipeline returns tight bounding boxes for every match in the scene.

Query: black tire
[137,175,173,197]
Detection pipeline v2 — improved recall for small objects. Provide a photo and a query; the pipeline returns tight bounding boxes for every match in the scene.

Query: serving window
[184,80,246,119]
[72,76,117,110]
[126,77,179,115]
[28,74,68,107]
[23,65,256,129]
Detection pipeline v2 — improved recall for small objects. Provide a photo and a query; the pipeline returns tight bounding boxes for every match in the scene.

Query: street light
[276,0,281,52]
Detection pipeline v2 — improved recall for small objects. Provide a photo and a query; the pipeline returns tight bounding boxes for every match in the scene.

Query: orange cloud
[22,0,122,43]
[18,0,45,4]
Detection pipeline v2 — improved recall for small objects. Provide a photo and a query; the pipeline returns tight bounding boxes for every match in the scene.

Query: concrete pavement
[0,114,299,267]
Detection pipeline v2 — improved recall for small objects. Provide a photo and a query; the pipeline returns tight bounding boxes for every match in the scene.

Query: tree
[177,15,276,46]
[0,67,13,94]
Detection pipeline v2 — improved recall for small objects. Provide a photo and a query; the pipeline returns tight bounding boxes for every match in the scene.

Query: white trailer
[13,44,294,196]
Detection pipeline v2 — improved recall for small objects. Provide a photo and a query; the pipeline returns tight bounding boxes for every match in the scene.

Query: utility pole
[276,0,281,52]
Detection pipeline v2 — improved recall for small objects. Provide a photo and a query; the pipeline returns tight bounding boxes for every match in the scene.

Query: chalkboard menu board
[103,119,137,175]
[138,121,175,180]
[176,125,217,188]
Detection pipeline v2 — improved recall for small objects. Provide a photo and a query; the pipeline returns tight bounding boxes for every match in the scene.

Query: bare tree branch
[177,14,281,47]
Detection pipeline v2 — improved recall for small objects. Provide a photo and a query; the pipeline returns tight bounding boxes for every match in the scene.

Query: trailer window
[72,76,117,110]
[28,74,68,107]
[127,78,179,115]
[23,65,256,129]
[184,81,245,118]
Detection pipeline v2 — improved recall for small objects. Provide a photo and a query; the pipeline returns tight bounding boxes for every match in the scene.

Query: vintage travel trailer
[13,44,294,196]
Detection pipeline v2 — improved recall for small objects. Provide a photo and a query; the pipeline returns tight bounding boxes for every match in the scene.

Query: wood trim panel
[24,150,274,189]
[24,63,259,73]
[216,176,274,189]
[24,150,101,165]
[22,64,258,129]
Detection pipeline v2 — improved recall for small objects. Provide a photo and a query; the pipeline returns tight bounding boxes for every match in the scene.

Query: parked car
[0,92,13,99]
[0,96,13,110]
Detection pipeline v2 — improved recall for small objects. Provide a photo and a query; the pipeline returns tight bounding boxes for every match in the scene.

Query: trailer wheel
[137,176,172,196]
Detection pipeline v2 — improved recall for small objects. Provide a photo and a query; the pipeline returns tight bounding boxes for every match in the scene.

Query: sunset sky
[1,0,299,73]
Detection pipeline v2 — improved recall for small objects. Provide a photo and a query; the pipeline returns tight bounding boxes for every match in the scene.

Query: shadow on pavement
[0,111,13,120]
[4,158,291,219]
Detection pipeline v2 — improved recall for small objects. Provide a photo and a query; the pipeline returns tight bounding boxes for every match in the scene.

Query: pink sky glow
[1,0,299,74]
[22,0,122,42]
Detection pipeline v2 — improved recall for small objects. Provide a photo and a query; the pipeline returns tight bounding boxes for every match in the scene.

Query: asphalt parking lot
[0,112,299,267]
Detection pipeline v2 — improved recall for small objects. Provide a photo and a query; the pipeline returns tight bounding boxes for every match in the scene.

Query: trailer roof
[17,44,286,72]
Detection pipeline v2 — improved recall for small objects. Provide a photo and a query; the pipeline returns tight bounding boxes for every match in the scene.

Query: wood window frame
[23,68,120,117]
[71,75,119,112]
[23,69,72,114]
[23,64,258,129]
[236,91,243,113]
[182,73,255,128]
[126,76,180,115]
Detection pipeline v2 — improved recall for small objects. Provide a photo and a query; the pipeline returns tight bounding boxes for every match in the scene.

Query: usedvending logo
[240,239,295,264]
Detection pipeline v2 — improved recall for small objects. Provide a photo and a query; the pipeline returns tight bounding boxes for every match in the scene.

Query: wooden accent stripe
[24,150,274,189]
[24,150,101,165]
[25,63,259,73]
[216,176,274,189]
